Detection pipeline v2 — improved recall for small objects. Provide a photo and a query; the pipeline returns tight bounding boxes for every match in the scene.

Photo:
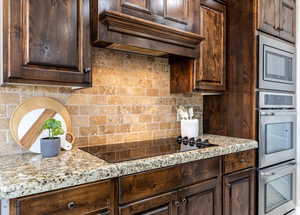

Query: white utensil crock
[181,119,199,138]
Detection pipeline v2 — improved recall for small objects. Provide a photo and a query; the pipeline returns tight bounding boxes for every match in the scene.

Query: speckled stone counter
[0,135,257,199]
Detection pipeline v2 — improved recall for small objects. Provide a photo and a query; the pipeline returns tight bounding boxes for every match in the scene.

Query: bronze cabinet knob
[67,201,77,209]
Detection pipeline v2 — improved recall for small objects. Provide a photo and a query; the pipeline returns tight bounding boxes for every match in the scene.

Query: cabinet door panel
[119,191,177,215]
[4,0,91,87]
[279,0,296,42]
[258,0,280,36]
[195,1,226,91]
[14,181,114,215]
[178,178,221,215]
[164,0,188,24]
[26,0,78,67]
[223,169,256,215]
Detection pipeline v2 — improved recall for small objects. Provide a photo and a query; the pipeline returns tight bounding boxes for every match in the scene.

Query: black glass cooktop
[80,137,217,163]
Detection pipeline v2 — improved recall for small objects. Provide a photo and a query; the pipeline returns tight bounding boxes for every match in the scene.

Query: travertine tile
[0,48,203,155]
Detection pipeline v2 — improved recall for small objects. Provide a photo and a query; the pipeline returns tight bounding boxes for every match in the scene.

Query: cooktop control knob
[177,136,182,144]
[182,137,189,145]
[189,138,195,146]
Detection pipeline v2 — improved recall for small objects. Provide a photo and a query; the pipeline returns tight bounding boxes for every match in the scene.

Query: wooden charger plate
[10,97,75,153]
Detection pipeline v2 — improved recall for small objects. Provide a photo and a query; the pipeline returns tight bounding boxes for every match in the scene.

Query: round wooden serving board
[10,97,75,153]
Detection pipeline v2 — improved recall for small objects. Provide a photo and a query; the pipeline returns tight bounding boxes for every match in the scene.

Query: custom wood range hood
[91,0,204,58]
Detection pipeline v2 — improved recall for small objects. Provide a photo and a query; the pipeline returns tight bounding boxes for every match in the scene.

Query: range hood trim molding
[100,11,205,50]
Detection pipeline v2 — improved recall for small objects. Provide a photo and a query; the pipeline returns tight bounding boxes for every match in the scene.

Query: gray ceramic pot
[40,137,61,158]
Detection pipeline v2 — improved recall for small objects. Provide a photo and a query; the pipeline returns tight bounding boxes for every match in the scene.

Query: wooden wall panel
[203,0,257,140]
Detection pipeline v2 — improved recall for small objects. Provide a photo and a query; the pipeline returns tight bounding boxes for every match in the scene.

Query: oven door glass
[259,161,296,215]
[265,122,293,154]
[264,46,294,84]
[265,174,293,212]
[259,111,296,168]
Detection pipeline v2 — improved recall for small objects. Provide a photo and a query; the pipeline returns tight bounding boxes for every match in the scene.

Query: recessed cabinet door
[223,169,256,215]
[3,0,91,87]
[279,0,296,42]
[195,0,226,91]
[178,178,221,215]
[258,0,280,36]
[119,191,178,215]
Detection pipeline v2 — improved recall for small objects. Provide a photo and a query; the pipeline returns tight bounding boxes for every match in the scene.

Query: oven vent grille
[264,94,293,106]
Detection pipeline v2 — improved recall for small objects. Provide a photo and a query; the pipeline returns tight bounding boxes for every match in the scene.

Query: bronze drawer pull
[175,201,181,207]
[182,198,187,205]
[67,201,77,209]
[97,209,111,215]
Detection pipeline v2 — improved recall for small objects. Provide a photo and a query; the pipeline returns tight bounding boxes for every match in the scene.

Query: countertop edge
[0,137,258,199]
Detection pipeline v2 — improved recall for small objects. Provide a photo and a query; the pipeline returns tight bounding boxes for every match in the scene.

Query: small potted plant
[41,118,64,158]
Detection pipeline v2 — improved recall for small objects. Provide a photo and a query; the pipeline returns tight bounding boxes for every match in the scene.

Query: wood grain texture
[258,0,280,36]
[101,11,204,49]
[170,56,195,94]
[196,0,226,91]
[119,191,177,215]
[165,0,188,24]
[223,150,256,174]
[204,0,257,139]
[223,168,256,215]
[257,0,296,43]
[20,109,56,149]
[13,180,114,215]
[92,0,201,58]
[178,178,221,215]
[279,0,296,42]
[118,157,220,204]
[203,95,227,136]
[3,0,91,87]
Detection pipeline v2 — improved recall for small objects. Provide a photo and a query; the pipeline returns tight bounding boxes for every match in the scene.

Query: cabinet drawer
[14,180,114,215]
[223,150,256,174]
[119,157,221,204]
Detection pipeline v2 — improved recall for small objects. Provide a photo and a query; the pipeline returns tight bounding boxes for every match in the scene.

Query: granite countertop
[0,135,258,199]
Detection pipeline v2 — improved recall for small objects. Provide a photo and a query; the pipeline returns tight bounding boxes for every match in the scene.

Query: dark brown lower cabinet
[119,191,178,215]
[10,180,115,215]
[178,178,221,215]
[120,177,221,215]
[223,168,256,215]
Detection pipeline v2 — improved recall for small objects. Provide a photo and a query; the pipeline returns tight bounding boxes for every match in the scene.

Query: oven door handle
[260,112,275,116]
[261,162,297,178]
[261,172,276,177]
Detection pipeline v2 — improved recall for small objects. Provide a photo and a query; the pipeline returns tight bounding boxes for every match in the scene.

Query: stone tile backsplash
[0,48,203,156]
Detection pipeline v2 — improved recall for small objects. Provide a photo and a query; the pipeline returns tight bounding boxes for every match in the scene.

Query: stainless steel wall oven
[258,161,296,215]
[257,90,297,215]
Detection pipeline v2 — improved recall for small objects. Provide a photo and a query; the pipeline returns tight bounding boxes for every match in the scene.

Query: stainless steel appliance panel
[259,161,296,215]
[259,110,296,168]
[259,35,296,92]
[258,92,296,109]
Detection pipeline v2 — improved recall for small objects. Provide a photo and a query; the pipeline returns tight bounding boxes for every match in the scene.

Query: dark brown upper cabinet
[195,0,226,91]
[91,0,204,58]
[258,0,296,43]
[170,0,226,93]
[2,0,92,87]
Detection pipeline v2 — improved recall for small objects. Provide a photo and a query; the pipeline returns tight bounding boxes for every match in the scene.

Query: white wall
[0,0,3,78]
[297,0,300,208]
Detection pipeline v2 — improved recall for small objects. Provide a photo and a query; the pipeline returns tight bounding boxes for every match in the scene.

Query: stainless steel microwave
[258,34,296,92]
